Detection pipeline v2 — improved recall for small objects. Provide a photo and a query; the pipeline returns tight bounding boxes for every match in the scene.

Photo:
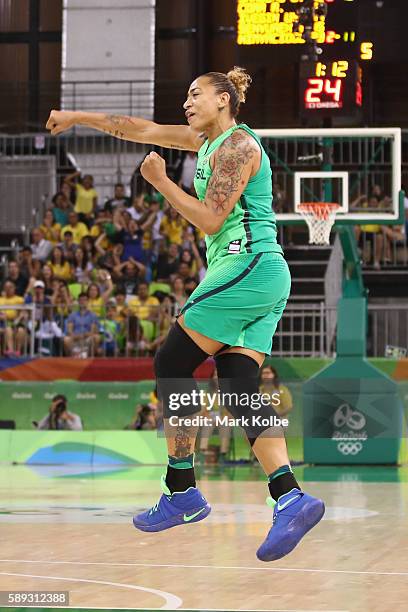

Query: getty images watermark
[167,389,289,428]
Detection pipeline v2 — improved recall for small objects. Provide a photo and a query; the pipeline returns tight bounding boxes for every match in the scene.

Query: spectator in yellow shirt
[159,208,186,246]
[87,280,114,316]
[61,212,89,245]
[0,280,26,356]
[128,282,159,321]
[0,280,25,321]
[64,171,98,223]
[259,364,293,417]
[39,209,61,244]
[48,246,73,282]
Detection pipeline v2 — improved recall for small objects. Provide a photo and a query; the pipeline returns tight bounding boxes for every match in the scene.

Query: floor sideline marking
[0,559,406,577]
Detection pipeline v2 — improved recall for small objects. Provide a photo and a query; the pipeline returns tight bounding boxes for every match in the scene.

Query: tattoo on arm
[205,130,256,215]
[103,114,126,139]
[102,114,135,139]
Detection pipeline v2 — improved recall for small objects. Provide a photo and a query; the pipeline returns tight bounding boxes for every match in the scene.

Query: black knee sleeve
[155,321,209,418]
[215,353,280,444]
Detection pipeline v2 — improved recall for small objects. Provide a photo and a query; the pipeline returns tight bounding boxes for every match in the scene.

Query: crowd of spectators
[1,161,404,358]
[351,184,406,269]
[0,156,207,358]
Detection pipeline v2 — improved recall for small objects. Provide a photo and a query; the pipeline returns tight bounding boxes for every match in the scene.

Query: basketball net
[298,202,340,245]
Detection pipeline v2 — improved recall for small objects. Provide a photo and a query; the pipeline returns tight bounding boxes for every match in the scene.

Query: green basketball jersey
[193,123,283,266]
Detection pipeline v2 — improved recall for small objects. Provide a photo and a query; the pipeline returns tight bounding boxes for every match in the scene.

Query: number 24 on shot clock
[299,59,362,116]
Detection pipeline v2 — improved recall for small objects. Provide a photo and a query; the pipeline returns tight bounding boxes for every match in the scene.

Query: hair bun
[226,66,252,104]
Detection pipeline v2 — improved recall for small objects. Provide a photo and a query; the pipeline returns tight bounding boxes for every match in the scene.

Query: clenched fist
[140,151,167,186]
[46,110,78,135]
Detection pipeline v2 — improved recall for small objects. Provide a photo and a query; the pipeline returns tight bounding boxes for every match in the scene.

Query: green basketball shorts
[180,252,291,355]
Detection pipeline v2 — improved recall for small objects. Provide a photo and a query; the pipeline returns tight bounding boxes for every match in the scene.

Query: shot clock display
[299,60,362,116]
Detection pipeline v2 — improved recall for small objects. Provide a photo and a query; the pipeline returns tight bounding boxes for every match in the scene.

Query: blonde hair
[203,66,252,117]
[226,66,252,105]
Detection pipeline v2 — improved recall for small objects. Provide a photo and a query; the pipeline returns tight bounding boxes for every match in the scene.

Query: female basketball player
[46,67,324,561]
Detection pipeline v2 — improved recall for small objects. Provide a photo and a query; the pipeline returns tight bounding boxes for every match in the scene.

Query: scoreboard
[237,0,371,121]
[237,0,374,63]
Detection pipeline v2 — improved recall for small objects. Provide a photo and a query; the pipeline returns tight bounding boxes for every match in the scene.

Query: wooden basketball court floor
[0,463,407,612]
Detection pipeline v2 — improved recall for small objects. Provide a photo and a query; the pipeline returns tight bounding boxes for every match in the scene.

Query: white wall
[61,0,155,117]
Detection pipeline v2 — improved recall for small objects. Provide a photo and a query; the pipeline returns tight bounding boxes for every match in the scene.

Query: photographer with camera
[36,394,83,430]
[125,403,157,431]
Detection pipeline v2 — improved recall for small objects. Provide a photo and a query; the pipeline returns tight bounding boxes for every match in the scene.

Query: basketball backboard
[255,127,402,226]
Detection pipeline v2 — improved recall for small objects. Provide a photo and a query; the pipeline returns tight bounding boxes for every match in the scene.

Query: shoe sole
[133,504,211,533]
[256,499,325,562]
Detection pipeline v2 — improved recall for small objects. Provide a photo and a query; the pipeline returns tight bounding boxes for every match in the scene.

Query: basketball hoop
[298,202,341,245]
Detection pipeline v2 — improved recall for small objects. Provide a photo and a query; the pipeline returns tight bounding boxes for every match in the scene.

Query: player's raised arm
[45,110,204,152]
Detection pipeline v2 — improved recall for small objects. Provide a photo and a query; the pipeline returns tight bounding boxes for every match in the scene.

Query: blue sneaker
[133,475,211,532]
[256,488,325,562]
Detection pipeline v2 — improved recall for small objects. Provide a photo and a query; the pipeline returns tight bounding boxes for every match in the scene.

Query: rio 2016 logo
[333,403,366,431]
[333,404,366,456]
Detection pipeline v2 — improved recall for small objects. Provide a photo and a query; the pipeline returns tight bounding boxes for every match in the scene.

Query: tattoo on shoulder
[205,130,257,215]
